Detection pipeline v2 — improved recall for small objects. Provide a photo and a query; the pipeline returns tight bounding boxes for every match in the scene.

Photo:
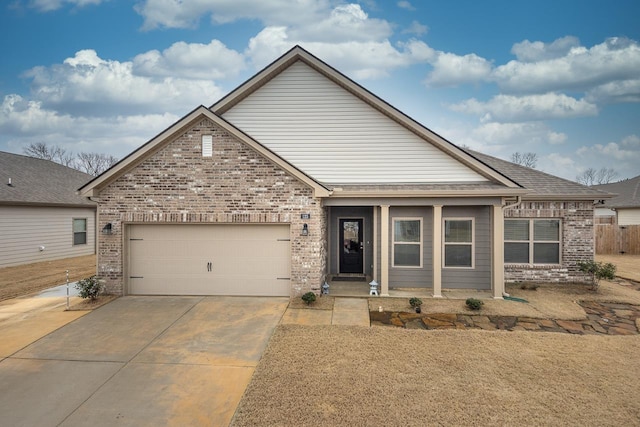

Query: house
[593,176,640,225]
[0,151,96,268]
[79,46,609,298]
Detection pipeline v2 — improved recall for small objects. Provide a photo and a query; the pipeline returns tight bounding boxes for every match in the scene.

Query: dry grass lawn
[0,255,96,301]
[232,325,640,427]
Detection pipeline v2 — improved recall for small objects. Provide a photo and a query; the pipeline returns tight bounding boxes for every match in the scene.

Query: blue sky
[1,0,639,181]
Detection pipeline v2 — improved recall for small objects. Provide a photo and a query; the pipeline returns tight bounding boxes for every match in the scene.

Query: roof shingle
[468,150,613,199]
[0,151,95,206]
[593,175,640,208]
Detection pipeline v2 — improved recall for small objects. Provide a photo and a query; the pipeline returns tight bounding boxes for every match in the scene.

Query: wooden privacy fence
[596,224,640,255]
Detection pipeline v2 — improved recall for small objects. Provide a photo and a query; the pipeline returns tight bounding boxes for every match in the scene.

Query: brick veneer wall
[504,201,594,283]
[96,117,326,296]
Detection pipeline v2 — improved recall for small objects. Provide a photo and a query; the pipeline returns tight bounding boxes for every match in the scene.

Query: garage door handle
[207,262,212,272]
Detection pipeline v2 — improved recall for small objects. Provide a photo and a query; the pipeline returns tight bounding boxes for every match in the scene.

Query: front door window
[340,219,363,274]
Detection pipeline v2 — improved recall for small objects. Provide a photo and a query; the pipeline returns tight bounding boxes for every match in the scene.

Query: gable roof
[593,175,640,208]
[0,151,95,207]
[79,106,331,198]
[469,150,613,200]
[211,45,522,190]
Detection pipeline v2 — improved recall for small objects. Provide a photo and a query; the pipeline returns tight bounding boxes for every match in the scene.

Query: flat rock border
[370,301,640,335]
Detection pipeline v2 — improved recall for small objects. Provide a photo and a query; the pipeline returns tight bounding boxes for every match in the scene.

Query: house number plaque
[301,213,311,219]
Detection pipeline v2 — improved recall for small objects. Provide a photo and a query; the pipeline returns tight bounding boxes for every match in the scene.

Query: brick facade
[504,201,594,283]
[96,118,326,296]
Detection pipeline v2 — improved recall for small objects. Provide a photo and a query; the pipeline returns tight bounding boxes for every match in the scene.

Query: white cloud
[586,79,640,104]
[472,122,567,146]
[450,93,598,122]
[24,49,224,116]
[0,94,177,156]
[22,0,105,12]
[403,20,428,36]
[511,36,580,62]
[135,0,331,30]
[538,152,578,179]
[573,135,640,180]
[397,1,415,11]
[246,27,434,79]
[132,39,246,80]
[494,37,640,93]
[425,52,493,87]
[288,4,392,43]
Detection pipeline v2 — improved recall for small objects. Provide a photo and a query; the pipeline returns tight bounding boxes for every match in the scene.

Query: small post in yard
[66,270,70,310]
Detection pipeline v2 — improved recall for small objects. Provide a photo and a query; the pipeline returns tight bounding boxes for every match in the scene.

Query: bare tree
[576,167,619,185]
[75,152,119,176]
[23,142,118,176]
[510,152,538,168]
[23,142,75,167]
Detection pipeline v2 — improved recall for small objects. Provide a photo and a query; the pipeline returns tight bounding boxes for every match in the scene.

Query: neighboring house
[0,151,96,268]
[593,176,640,225]
[79,46,609,298]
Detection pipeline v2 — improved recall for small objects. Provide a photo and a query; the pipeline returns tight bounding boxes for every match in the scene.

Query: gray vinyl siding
[223,61,489,185]
[328,207,373,275]
[0,206,95,268]
[441,206,491,290]
[388,206,433,288]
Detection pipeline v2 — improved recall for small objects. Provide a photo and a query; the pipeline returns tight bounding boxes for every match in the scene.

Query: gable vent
[202,135,213,157]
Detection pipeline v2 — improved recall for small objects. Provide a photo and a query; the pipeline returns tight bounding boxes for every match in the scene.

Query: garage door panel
[128,224,291,296]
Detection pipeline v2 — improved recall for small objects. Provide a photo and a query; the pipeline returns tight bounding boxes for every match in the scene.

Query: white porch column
[432,205,443,298]
[380,205,390,296]
[492,204,505,299]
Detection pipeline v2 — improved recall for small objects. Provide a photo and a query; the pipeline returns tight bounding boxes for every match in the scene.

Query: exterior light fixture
[102,223,113,235]
[301,223,309,236]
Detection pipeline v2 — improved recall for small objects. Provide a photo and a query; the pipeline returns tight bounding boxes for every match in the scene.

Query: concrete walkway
[281,297,370,327]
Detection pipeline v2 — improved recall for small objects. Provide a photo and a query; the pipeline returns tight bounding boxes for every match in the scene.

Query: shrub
[577,260,616,291]
[409,297,423,308]
[466,298,484,311]
[75,276,102,300]
[301,292,317,305]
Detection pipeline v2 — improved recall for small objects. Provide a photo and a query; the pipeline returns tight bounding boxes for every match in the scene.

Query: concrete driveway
[0,296,288,427]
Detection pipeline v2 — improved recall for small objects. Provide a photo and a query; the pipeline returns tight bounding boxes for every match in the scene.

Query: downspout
[501,196,522,297]
[502,195,522,211]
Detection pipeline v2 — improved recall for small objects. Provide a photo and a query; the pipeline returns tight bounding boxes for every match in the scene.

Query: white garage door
[128,224,291,296]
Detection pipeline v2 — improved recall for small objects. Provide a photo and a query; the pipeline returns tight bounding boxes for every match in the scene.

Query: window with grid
[443,219,474,268]
[392,218,422,267]
[504,219,560,264]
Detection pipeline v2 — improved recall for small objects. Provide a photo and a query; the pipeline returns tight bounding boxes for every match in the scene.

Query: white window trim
[442,217,475,269]
[504,219,562,265]
[72,218,87,246]
[392,217,423,268]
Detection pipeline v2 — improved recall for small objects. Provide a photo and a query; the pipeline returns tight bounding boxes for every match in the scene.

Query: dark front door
[339,219,364,274]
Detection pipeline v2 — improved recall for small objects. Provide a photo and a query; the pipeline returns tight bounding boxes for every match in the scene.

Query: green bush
[75,276,102,300]
[409,297,423,308]
[577,260,616,291]
[466,298,484,311]
[301,292,317,305]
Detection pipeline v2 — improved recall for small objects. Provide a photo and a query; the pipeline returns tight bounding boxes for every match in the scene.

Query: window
[73,218,87,246]
[504,219,560,264]
[202,135,213,157]
[392,218,422,267]
[444,219,474,268]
